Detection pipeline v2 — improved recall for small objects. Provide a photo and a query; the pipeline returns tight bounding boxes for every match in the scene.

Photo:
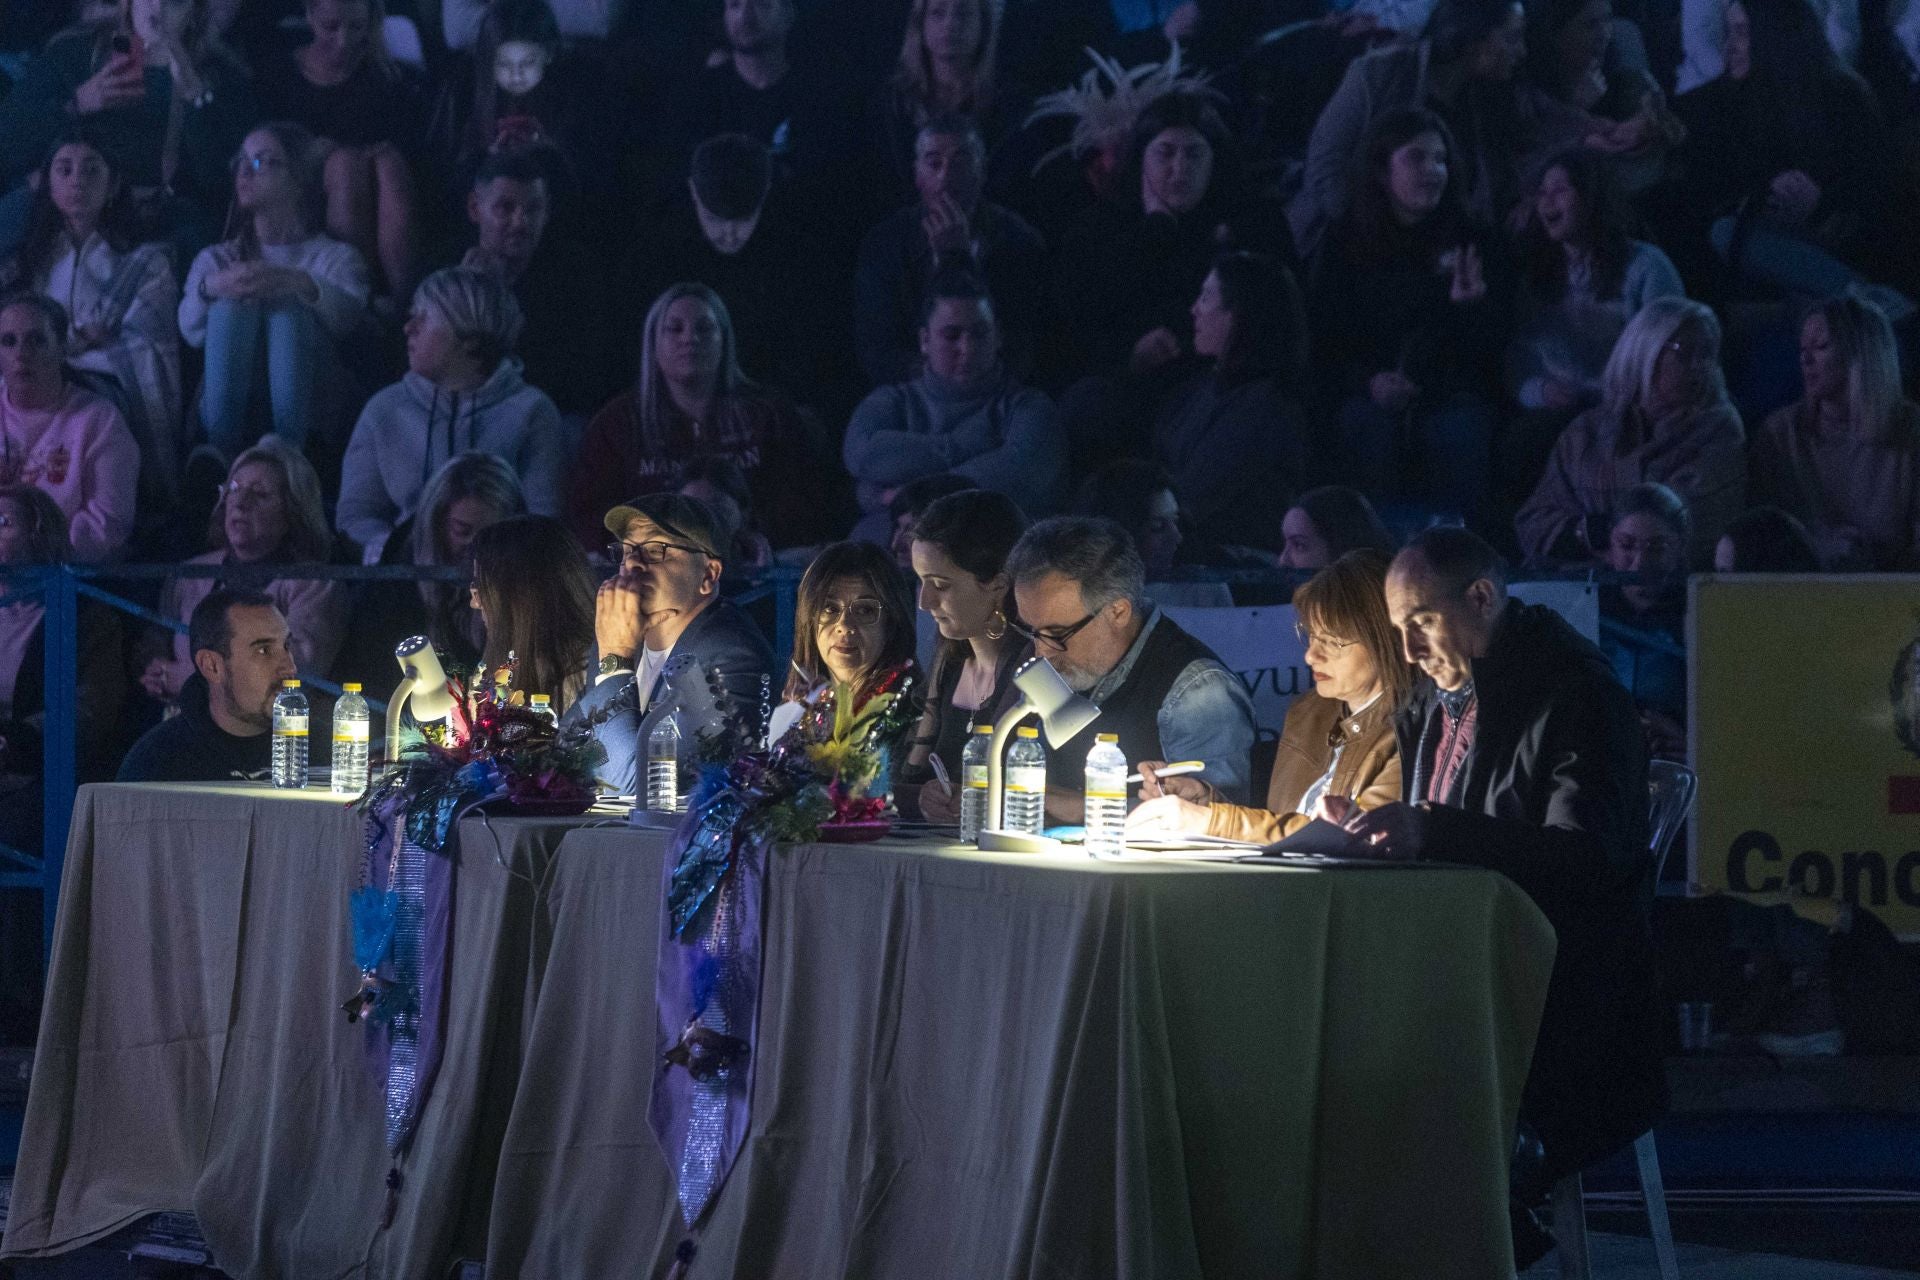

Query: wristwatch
[598,653,633,678]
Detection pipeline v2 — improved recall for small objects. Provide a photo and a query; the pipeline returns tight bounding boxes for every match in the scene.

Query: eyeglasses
[609,538,704,566]
[1298,630,1359,652]
[817,598,884,628]
[220,482,280,504]
[1010,610,1099,650]
[237,153,286,174]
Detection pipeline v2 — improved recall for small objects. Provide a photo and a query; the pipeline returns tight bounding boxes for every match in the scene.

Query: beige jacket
[1205,691,1401,844]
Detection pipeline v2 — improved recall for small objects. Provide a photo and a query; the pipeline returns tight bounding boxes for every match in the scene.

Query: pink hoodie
[0,382,140,561]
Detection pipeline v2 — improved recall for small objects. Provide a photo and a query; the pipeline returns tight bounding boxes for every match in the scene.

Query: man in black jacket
[564,493,776,796]
[1342,527,1664,1263]
[119,590,296,783]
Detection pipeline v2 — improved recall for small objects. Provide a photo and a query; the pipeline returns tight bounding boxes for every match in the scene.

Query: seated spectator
[1751,295,1920,569]
[678,456,773,569]
[843,273,1064,539]
[335,449,525,682]
[884,472,972,569]
[855,115,1045,386]
[1007,515,1255,819]
[1279,485,1398,570]
[0,0,257,261]
[898,488,1029,821]
[1154,252,1310,554]
[865,0,1023,213]
[178,122,373,461]
[1349,528,1663,1267]
[617,135,823,409]
[1291,0,1528,257]
[443,0,624,47]
[469,513,595,711]
[1072,460,1185,580]
[1713,503,1822,571]
[337,265,565,559]
[1053,90,1281,384]
[1520,0,1681,172]
[1127,548,1409,841]
[1517,297,1746,567]
[118,588,296,783]
[1671,0,1903,307]
[460,147,609,417]
[771,539,920,750]
[570,282,835,550]
[567,493,777,794]
[0,292,139,562]
[1599,482,1689,759]
[141,436,350,704]
[0,484,127,783]
[258,0,426,295]
[1309,110,1508,531]
[1505,151,1684,501]
[2,130,182,512]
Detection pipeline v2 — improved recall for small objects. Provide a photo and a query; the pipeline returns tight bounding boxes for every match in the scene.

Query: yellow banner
[1691,577,1920,937]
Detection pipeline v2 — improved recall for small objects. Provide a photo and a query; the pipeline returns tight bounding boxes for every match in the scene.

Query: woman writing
[1127,550,1409,843]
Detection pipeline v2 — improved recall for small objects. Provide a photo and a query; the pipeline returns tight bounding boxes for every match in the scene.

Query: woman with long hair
[1152,252,1311,554]
[1517,296,1746,567]
[1278,486,1398,570]
[1752,295,1920,569]
[177,121,373,460]
[2,129,182,505]
[899,489,1028,820]
[772,540,920,754]
[1598,482,1690,759]
[469,513,595,712]
[1128,549,1411,842]
[869,0,1012,201]
[1309,108,1508,531]
[0,0,257,258]
[568,281,826,550]
[143,435,349,704]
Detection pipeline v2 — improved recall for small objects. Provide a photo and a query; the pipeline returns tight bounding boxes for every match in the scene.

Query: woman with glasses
[1126,550,1409,843]
[178,121,373,462]
[1516,295,1745,568]
[898,489,1028,822]
[140,434,348,706]
[469,514,594,713]
[0,291,140,563]
[771,541,920,753]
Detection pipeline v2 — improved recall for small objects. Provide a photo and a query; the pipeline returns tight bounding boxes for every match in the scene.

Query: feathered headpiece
[1022,42,1219,176]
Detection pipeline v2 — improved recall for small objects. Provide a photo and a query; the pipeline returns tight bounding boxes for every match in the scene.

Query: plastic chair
[1549,761,1695,1280]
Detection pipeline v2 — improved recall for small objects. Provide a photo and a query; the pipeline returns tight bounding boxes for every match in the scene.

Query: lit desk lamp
[383,636,458,761]
[978,655,1101,854]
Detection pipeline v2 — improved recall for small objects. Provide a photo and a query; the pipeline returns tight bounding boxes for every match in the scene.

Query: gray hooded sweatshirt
[337,358,566,559]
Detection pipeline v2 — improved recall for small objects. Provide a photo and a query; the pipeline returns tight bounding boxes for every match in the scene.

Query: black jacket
[1396,601,1665,1176]
[562,599,777,795]
[117,673,273,784]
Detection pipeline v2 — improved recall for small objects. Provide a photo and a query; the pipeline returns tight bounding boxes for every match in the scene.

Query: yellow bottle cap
[342,682,362,692]
[282,679,301,688]
[1096,733,1118,743]
[1017,726,1039,738]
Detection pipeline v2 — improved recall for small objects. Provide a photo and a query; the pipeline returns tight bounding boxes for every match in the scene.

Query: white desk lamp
[978,655,1101,853]
[383,635,458,761]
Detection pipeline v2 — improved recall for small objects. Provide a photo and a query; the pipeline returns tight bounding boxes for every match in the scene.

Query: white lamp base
[975,827,1065,854]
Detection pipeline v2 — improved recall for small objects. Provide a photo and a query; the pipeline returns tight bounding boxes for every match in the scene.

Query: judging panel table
[489,828,1557,1280]
[3,787,1556,1279]
[0,782,599,1278]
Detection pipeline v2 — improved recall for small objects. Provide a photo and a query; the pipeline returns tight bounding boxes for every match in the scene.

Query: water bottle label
[278,716,308,736]
[964,765,987,789]
[1007,768,1045,793]
[334,722,370,742]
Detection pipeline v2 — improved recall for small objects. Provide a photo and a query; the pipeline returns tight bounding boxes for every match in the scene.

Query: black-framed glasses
[817,597,884,628]
[609,538,703,566]
[1011,610,1099,650]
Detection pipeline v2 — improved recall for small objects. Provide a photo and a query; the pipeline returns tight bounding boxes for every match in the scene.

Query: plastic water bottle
[1084,734,1128,858]
[529,694,557,729]
[1002,725,1047,834]
[330,683,370,796]
[647,713,683,812]
[271,680,309,789]
[959,724,991,843]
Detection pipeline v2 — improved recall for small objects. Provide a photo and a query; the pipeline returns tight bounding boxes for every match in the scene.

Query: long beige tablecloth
[487,829,1557,1280]
[0,782,596,1278]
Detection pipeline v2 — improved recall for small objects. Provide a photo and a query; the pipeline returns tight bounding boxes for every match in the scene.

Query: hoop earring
[985,608,1007,641]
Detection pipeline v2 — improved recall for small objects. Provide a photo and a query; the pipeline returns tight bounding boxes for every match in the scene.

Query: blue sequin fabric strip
[384,835,427,1151]
[678,877,738,1224]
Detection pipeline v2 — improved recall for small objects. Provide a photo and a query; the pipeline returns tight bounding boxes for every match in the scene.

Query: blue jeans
[1709,216,1859,299]
[200,299,327,455]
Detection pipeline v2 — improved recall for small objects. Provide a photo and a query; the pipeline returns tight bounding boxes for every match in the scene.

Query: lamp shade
[1010,655,1100,749]
[394,635,456,724]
